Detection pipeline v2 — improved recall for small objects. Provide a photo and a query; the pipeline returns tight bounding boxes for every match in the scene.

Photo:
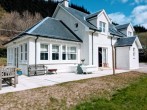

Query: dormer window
[99,21,106,33]
[128,31,132,37]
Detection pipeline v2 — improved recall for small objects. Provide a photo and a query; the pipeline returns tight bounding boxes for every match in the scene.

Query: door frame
[98,47,108,67]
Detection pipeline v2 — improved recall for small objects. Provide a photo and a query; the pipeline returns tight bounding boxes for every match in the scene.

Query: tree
[0,11,42,37]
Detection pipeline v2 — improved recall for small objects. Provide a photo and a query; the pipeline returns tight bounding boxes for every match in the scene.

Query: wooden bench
[0,66,17,90]
[28,64,47,76]
[48,69,57,74]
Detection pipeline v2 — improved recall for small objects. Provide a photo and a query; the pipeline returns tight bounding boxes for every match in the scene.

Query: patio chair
[0,66,17,90]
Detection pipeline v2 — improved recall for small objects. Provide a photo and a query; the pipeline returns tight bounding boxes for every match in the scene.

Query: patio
[0,69,129,94]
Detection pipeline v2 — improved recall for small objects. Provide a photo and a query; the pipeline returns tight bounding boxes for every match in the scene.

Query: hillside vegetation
[0,0,90,49]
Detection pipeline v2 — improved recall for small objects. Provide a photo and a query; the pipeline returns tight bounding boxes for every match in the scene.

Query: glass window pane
[52,45,59,52]
[41,44,48,52]
[71,47,76,53]
[52,53,59,60]
[62,53,66,60]
[62,46,66,52]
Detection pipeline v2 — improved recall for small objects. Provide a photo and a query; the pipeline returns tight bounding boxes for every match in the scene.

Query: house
[4,0,142,75]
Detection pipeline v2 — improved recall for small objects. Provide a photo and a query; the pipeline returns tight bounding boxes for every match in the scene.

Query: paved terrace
[0,69,129,94]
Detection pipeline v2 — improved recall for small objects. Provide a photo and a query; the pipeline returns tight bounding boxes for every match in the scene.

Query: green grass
[73,76,147,110]
[0,57,7,66]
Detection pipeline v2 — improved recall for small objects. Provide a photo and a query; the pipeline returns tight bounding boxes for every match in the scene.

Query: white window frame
[128,31,132,37]
[24,43,27,60]
[99,21,106,33]
[133,47,135,58]
[20,45,23,61]
[62,45,67,60]
[52,45,60,60]
[40,44,48,60]
[67,46,77,60]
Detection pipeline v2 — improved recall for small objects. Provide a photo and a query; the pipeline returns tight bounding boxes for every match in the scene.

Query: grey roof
[115,37,136,47]
[109,24,126,37]
[26,17,83,42]
[115,23,130,30]
[85,10,103,20]
[61,5,99,31]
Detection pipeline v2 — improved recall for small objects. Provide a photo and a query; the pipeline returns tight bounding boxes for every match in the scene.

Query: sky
[57,0,147,28]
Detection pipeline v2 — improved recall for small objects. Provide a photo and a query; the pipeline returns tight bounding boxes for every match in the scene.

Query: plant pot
[17,70,22,75]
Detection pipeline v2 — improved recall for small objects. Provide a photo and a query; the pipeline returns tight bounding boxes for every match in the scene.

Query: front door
[14,47,19,67]
[98,47,102,67]
[98,47,108,67]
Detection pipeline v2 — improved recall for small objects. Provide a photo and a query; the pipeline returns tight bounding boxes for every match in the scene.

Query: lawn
[74,74,147,110]
[0,72,147,110]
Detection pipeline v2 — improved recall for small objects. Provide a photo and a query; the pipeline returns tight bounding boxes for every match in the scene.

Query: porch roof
[115,36,136,47]
[115,36,142,49]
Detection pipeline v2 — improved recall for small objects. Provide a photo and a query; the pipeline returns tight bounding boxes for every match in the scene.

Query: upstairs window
[99,21,106,33]
[128,31,132,37]
[40,44,48,60]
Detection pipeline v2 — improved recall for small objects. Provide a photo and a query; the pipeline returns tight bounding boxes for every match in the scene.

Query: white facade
[5,2,142,75]
[116,41,139,69]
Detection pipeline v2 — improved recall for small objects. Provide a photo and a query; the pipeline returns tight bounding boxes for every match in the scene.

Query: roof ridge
[60,4,89,15]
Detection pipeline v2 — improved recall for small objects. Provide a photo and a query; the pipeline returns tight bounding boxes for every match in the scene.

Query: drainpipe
[111,36,115,75]
[35,36,39,73]
[92,31,96,65]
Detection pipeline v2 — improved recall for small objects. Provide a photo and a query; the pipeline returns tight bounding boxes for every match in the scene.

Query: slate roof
[61,5,99,31]
[5,17,82,44]
[115,23,130,30]
[115,37,136,47]
[109,24,126,37]
[61,5,128,37]
[85,10,103,20]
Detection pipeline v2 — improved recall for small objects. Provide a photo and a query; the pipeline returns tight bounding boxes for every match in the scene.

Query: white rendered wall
[116,47,130,69]
[127,25,134,37]
[28,37,81,73]
[54,7,90,65]
[97,13,109,35]
[129,42,139,69]
[89,32,117,68]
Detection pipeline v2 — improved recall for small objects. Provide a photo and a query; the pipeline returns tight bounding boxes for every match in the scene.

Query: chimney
[63,0,69,7]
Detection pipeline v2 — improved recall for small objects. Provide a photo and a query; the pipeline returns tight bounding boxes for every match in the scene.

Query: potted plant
[16,68,22,75]
[81,59,85,65]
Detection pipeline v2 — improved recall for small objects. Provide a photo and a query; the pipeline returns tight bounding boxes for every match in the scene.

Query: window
[75,23,78,28]
[133,48,135,58]
[99,21,106,32]
[40,44,48,60]
[102,48,108,64]
[20,45,23,60]
[67,47,77,60]
[8,48,13,62]
[24,43,27,60]
[128,31,132,37]
[62,46,66,60]
[52,45,59,60]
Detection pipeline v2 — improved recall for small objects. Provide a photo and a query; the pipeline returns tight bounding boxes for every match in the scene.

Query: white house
[4,1,142,75]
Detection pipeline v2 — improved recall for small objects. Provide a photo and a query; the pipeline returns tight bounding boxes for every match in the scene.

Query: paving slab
[0,69,129,94]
